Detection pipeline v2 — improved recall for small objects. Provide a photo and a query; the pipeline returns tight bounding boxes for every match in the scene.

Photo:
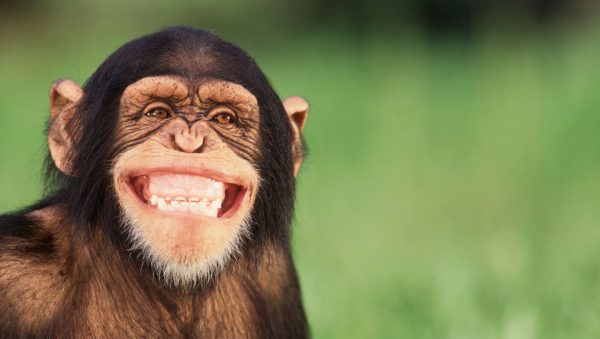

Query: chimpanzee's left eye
[212,112,235,125]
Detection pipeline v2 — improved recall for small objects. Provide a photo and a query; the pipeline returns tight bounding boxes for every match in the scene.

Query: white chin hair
[119,208,251,288]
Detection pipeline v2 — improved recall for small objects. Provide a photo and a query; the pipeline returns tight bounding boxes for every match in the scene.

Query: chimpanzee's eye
[212,112,235,125]
[144,107,170,120]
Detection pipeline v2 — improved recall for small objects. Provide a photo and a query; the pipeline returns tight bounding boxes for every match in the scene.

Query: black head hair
[45,27,296,256]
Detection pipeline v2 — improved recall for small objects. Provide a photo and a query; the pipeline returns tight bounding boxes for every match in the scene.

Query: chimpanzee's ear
[283,96,309,177]
[48,79,84,175]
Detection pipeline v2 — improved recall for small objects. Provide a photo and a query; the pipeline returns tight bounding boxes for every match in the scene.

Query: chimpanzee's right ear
[48,79,84,175]
[283,96,309,177]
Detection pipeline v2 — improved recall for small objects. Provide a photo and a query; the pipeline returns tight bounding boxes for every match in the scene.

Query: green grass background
[2,3,600,338]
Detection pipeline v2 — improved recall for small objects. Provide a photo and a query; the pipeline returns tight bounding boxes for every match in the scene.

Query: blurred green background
[2,0,600,337]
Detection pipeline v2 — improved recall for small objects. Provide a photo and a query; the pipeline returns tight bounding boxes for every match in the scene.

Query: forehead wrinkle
[121,76,190,109]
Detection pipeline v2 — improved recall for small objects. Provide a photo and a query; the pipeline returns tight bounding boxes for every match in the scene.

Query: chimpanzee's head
[46,27,308,287]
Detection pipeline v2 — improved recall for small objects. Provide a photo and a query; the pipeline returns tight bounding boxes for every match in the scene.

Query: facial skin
[112,76,261,286]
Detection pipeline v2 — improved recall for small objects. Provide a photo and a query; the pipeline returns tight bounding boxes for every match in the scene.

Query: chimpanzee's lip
[120,168,248,219]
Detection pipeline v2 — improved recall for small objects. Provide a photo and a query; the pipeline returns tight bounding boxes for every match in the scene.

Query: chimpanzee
[0,26,310,338]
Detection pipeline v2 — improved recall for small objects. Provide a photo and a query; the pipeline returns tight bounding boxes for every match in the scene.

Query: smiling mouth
[126,173,246,218]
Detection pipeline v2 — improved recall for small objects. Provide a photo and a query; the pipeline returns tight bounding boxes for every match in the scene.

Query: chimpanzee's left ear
[283,96,309,177]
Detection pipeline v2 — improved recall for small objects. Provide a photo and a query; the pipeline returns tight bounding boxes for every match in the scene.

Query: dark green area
[1,2,600,338]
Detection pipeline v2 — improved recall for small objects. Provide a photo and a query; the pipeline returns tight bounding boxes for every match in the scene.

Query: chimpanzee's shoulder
[0,210,42,240]
[0,204,68,335]
[0,200,61,254]
[0,202,67,276]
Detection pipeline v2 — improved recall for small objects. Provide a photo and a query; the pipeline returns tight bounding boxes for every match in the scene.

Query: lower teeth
[148,196,221,217]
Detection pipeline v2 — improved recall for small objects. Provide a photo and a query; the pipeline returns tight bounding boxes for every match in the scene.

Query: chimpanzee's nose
[174,130,204,153]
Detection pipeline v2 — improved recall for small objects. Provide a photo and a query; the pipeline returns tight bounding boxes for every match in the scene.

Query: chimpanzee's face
[112,76,261,286]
